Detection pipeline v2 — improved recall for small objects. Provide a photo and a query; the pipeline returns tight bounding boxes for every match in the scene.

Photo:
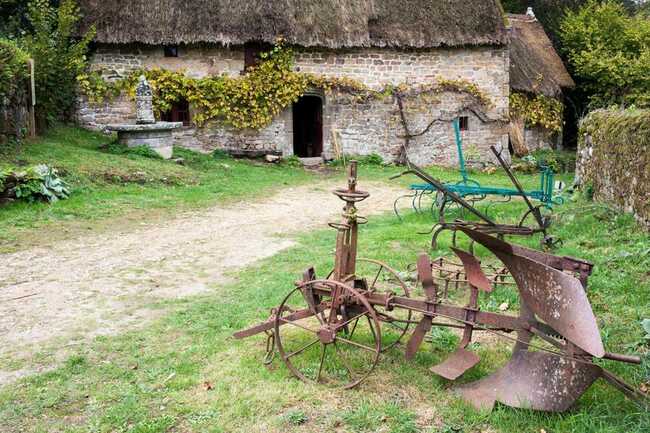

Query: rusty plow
[233,161,647,412]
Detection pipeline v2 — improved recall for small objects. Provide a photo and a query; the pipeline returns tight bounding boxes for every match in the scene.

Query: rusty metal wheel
[355,258,413,351]
[274,280,381,389]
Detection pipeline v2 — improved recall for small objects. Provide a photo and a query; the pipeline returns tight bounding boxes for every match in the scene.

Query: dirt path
[0,180,403,384]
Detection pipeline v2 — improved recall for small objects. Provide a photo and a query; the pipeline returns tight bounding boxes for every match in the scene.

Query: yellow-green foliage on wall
[77,42,493,131]
[578,108,650,228]
[510,92,564,133]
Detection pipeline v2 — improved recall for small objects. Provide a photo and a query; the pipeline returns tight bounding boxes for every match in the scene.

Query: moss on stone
[578,109,650,229]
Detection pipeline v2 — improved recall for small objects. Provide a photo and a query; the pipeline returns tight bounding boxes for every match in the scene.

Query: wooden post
[27,59,36,138]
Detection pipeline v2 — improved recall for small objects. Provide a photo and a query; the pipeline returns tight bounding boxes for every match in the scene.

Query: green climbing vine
[509,92,564,133]
[78,41,494,130]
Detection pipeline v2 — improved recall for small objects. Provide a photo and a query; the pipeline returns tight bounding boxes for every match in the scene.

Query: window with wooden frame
[161,99,191,126]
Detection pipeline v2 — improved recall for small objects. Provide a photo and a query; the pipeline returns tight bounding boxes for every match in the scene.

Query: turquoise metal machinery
[394,118,563,220]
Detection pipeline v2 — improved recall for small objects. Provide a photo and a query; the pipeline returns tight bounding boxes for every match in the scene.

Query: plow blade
[459,228,605,358]
[456,350,602,412]
[406,254,438,360]
[430,348,480,380]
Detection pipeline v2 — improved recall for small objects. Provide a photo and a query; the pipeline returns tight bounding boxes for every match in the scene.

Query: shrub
[20,0,94,126]
[0,39,29,100]
[561,1,650,108]
[328,153,386,167]
[531,149,577,173]
[282,155,303,167]
[0,164,70,203]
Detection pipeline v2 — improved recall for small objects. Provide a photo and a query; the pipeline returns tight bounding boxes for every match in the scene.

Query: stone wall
[524,126,560,152]
[77,43,509,165]
[577,109,650,229]
[0,84,29,143]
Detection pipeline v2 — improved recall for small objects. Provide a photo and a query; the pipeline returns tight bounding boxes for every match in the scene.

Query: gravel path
[0,180,403,384]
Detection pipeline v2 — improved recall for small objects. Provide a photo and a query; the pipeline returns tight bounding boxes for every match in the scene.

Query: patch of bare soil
[0,180,404,385]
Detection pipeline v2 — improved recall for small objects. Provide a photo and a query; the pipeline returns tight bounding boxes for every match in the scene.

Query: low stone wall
[577,109,650,229]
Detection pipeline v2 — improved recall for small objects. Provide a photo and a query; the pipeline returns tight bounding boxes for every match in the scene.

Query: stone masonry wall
[524,126,560,152]
[77,43,509,165]
[577,109,650,229]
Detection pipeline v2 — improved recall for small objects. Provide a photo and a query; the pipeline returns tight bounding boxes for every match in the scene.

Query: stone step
[299,157,323,167]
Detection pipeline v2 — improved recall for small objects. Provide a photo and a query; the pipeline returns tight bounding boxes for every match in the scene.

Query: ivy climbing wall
[76,43,510,165]
[577,109,650,229]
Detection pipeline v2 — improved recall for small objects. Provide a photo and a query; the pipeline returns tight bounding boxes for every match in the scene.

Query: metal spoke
[278,317,319,334]
[348,318,360,339]
[286,339,320,359]
[370,265,384,291]
[316,344,327,382]
[336,336,377,353]
[336,311,369,330]
[334,342,356,380]
[366,315,378,342]
[386,320,407,332]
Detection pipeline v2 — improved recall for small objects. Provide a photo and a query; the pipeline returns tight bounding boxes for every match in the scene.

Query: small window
[458,116,469,131]
[161,99,191,126]
[164,45,179,57]
[243,42,268,72]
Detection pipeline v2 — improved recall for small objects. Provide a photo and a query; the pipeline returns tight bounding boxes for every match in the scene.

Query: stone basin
[106,121,182,159]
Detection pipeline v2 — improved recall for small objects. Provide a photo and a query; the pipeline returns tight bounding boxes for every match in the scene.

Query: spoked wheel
[274,280,381,389]
[355,258,413,351]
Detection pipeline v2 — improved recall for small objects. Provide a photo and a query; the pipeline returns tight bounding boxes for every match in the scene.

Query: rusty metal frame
[234,161,646,412]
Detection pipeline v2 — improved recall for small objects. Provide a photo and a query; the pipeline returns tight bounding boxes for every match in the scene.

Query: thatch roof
[78,0,507,48]
[508,13,574,97]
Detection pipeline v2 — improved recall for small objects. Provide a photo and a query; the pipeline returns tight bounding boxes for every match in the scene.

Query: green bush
[0,164,70,203]
[19,0,94,126]
[282,155,303,167]
[328,153,385,167]
[561,1,650,108]
[0,39,29,100]
[531,149,577,173]
[512,149,576,174]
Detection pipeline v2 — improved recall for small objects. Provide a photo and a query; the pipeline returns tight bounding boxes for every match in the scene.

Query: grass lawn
[0,126,571,254]
[0,127,648,432]
[0,127,317,252]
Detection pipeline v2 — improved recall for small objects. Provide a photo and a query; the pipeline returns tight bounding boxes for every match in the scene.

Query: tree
[0,0,61,38]
[561,0,650,108]
[19,0,94,127]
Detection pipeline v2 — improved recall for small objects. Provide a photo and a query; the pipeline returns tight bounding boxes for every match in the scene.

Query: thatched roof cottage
[75,1,567,165]
[508,10,575,154]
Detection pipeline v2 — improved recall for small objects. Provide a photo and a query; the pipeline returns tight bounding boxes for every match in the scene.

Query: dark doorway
[292,95,323,157]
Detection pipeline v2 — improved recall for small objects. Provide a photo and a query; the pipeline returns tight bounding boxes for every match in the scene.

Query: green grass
[0,127,647,432]
[0,181,647,432]
[0,126,317,252]
[0,126,568,253]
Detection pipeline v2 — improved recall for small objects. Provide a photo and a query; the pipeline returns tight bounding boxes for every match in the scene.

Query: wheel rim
[274,280,381,389]
[356,258,413,351]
